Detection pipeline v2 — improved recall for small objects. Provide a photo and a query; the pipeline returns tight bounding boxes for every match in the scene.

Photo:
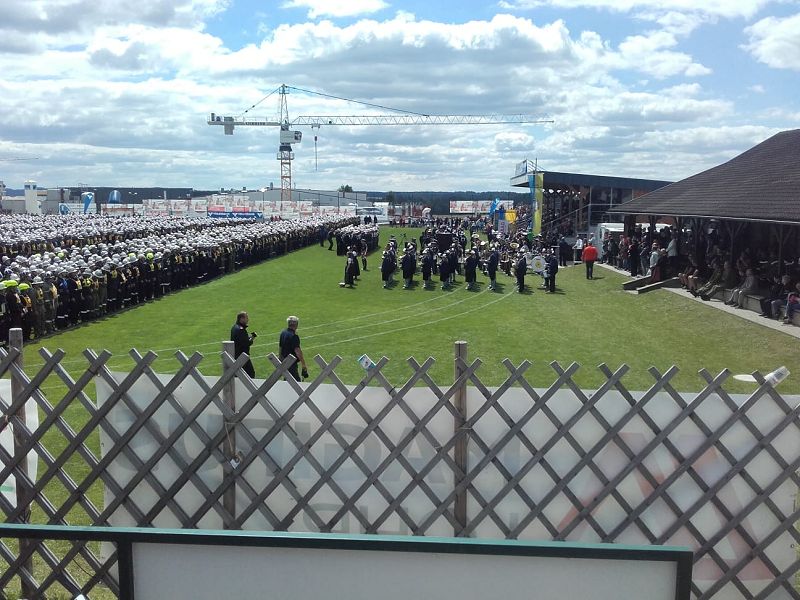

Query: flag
[81,192,94,214]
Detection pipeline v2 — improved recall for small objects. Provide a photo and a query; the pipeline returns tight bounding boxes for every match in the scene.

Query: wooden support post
[777,225,786,275]
[453,341,468,536]
[10,328,34,599]
[221,340,237,529]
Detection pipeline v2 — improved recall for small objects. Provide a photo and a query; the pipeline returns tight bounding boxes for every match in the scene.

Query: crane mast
[277,84,294,204]
[208,84,552,201]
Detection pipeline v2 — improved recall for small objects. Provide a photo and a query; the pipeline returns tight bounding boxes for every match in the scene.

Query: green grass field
[4,226,800,599]
[20,226,800,394]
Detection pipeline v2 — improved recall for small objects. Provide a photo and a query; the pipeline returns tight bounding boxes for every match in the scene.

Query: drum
[530,255,546,274]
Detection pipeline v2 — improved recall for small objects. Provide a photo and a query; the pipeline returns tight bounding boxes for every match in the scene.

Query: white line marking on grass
[299,289,455,332]
[300,288,489,341]
[306,290,515,350]
[28,285,494,366]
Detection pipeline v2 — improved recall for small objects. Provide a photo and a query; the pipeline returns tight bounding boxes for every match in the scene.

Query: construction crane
[208,84,551,203]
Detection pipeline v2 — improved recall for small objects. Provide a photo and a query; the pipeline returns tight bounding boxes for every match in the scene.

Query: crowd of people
[678,249,800,324]
[0,213,360,344]
[340,220,562,294]
[578,221,800,325]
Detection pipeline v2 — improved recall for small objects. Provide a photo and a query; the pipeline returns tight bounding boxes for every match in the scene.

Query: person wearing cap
[18,282,34,341]
[464,248,478,291]
[401,248,415,289]
[487,244,500,291]
[581,240,598,280]
[230,311,256,378]
[43,273,58,333]
[342,247,356,288]
[514,252,527,293]
[31,277,46,338]
[380,250,394,289]
[438,253,451,290]
[421,247,434,289]
[546,250,559,293]
[279,316,307,381]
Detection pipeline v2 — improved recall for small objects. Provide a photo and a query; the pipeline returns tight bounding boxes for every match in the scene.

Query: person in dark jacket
[487,246,500,291]
[279,315,307,381]
[230,311,256,378]
[381,251,394,288]
[547,252,559,293]
[401,250,415,289]
[464,249,478,290]
[421,248,434,289]
[558,237,570,267]
[629,238,640,277]
[514,252,527,293]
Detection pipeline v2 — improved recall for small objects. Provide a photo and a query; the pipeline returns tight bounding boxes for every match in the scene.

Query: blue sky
[0,0,798,191]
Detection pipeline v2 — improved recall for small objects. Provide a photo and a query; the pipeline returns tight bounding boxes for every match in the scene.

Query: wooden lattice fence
[0,335,798,600]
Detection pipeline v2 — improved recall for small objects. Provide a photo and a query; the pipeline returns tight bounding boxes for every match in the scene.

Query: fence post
[10,328,34,598]
[221,341,237,529]
[453,341,468,536]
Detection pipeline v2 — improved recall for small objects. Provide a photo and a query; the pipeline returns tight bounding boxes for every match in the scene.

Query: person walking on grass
[231,310,256,378]
[279,315,308,381]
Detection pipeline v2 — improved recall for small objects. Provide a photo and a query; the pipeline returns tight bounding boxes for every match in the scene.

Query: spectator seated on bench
[782,283,800,325]
[768,276,796,321]
[759,275,786,318]
[699,260,738,301]
[725,268,759,308]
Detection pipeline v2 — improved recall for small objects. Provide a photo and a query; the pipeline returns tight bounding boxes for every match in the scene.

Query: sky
[0,0,798,192]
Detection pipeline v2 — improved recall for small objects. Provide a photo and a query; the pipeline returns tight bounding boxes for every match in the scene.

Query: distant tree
[384,191,395,203]
[338,184,354,193]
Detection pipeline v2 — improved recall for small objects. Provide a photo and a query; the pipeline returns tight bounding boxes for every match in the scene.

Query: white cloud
[498,0,772,20]
[282,0,389,19]
[743,13,800,71]
[749,84,766,93]
[0,0,229,33]
[0,8,791,191]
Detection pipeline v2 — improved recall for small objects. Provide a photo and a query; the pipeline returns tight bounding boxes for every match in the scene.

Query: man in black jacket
[547,252,559,293]
[230,311,256,377]
[279,315,307,381]
[487,246,500,291]
[515,252,527,293]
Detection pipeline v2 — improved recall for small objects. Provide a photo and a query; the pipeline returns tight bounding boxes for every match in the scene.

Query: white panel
[133,543,678,600]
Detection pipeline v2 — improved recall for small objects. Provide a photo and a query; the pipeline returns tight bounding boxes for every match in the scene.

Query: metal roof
[609,129,800,224]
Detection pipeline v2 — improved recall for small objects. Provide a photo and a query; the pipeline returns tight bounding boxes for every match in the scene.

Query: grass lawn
[3,226,800,598]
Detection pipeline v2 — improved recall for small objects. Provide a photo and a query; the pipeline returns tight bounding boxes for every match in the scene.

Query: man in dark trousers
[547,252,559,293]
[558,236,570,267]
[629,238,640,277]
[487,245,500,291]
[514,252,527,293]
[581,240,598,279]
[279,315,308,381]
[230,311,256,377]
[464,249,478,290]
